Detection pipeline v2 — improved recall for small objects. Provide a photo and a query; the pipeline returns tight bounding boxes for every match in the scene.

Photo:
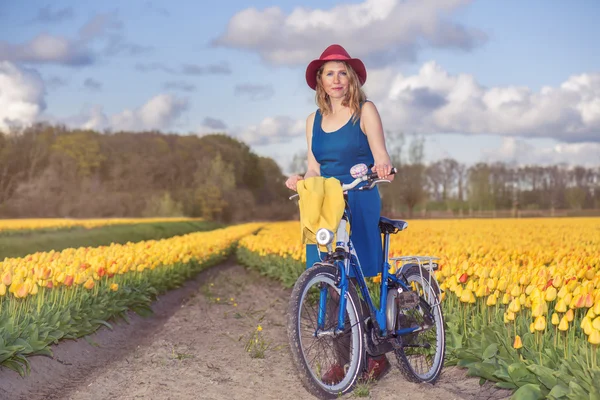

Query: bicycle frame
[318,206,418,339]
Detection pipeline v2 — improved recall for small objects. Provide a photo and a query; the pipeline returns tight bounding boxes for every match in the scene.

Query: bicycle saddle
[378,217,408,234]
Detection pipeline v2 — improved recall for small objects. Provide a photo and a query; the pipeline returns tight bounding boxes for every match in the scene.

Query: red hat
[305,44,367,90]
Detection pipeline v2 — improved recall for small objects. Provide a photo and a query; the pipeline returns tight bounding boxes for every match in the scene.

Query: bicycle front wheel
[287,264,364,399]
[394,265,445,383]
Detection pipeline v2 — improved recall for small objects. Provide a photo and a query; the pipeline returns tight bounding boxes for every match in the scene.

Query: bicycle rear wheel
[394,265,445,383]
[287,264,364,399]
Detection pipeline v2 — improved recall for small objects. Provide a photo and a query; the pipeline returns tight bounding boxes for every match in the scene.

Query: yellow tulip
[585,268,595,281]
[545,287,557,302]
[1,271,11,286]
[519,293,527,306]
[581,316,592,331]
[552,276,564,288]
[83,278,95,290]
[593,317,600,331]
[0,283,6,296]
[508,298,521,313]
[555,299,567,313]
[15,283,28,298]
[551,313,559,325]
[566,309,574,322]
[497,278,508,291]
[589,329,600,345]
[510,285,521,297]
[567,279,578,292]
[525,285,535,296]
[563,293,573,305]
[558,316,569,331]
[531,301,547,318]
[585,293,594,308]
[475,285,487,298]
[459,289,472,303]
[534,316,546,331]
[557,286,568,299]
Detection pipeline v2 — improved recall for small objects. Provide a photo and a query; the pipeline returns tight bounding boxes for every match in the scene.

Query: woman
[285,44,394,382]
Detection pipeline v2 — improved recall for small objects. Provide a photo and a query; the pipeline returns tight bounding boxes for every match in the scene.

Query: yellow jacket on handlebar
[297,176,345,246]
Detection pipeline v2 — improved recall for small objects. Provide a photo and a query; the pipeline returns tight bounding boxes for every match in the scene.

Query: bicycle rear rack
[390,256,442,307]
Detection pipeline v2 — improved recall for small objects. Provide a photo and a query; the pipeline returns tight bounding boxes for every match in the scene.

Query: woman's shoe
[363,354,391,381]
[321,364,345,384]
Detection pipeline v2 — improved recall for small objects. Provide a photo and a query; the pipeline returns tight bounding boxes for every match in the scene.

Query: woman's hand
[285,174,304,191]
[372,164,395,181]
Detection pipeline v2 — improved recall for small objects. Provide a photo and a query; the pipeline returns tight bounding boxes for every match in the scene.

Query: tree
[194,152,236,221]
[0,125,296,220]
[288,151,307,175]
[468,163,494,211]
[383,133,427,218]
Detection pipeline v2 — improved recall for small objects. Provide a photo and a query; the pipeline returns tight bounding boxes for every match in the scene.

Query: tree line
[289,133,600,218]
[0,124,295,222]
[2,125,598,221]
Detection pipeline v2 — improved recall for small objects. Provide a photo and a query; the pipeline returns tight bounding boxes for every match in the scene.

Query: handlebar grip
[367,167,397,179]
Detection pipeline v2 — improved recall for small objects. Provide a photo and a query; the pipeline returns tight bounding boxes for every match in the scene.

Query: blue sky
[1,0,600,172]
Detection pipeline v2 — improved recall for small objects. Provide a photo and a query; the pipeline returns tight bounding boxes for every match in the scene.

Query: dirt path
[0,262,511,400]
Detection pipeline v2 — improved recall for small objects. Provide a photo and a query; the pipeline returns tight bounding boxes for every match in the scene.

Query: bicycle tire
[394,265,445,383]
[287,264,364,399]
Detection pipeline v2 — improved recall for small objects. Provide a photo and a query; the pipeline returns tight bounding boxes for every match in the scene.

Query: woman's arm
[285,112,321,191]
[361,101,394,180]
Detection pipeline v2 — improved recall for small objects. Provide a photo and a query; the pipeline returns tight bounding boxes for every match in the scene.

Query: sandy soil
[0,261,511,400]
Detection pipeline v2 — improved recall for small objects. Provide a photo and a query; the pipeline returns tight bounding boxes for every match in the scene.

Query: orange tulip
[513,335,523,349]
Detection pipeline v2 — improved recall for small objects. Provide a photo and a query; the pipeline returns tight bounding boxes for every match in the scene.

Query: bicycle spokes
[288,265,364,398]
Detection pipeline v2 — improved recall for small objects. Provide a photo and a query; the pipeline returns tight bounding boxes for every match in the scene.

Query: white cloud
[0,33,93,66]
[80,105,109,130]
[213,0,485,65]
[0,12,148,66]
[195,115,304,145]
[237,116,305,145]
[111,94,189,131]
[0,61,46,131]
[482,137,600,167]
[64,94,189,132]
[368,62,600,143]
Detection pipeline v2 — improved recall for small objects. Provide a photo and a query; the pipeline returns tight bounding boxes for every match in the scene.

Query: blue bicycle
[287,165,445,399]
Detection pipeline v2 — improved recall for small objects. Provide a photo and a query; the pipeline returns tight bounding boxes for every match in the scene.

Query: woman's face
[320,61,349,99]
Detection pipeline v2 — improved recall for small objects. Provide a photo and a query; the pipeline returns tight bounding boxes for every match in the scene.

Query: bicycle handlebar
[342,167,397,191]
[288,167,396,200]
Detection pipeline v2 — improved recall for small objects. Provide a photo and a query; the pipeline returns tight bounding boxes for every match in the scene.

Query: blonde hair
[315,61,366,123]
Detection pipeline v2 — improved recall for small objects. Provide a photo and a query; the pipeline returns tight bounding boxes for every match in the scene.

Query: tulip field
[0,222,262,375]
[0,217,203,234]
[1,217,599,399]
[237,218,600,399]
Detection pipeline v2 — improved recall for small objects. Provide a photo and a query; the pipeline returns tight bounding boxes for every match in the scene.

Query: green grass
[0,220,223,259]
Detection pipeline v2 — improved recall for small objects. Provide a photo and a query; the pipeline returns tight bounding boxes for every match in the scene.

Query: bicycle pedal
[396,291,419,309]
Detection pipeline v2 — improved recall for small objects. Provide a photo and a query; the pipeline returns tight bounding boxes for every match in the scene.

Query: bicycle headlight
[315,228,334,246]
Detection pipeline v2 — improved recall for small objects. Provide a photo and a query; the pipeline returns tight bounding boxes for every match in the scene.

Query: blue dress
[305,104,382,277]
